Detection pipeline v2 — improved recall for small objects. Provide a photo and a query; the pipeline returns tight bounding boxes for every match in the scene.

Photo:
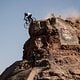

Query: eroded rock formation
[0,14,80,80]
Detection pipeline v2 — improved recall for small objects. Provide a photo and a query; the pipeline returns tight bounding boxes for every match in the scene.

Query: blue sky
[0,0,80,74]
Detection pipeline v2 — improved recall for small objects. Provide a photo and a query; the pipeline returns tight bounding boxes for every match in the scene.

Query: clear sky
[0,0,80,74]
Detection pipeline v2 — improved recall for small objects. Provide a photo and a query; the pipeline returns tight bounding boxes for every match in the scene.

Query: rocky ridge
[0,14,80,80]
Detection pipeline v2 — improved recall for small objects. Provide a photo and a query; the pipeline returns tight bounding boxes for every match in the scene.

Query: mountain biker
[24,12,33,23]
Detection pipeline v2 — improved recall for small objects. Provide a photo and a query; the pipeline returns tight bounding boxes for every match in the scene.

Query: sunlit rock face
[0,14,80,80]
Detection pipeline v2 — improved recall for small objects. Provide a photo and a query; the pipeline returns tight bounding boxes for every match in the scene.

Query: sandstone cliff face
[0,15,80,80]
